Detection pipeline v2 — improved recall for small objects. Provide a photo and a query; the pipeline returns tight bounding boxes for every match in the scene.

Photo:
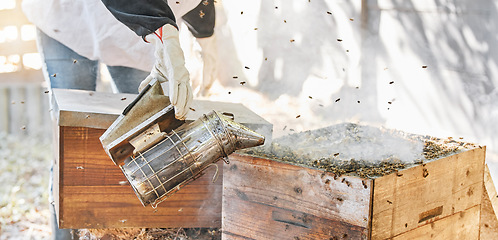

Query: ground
[0,133,51,239]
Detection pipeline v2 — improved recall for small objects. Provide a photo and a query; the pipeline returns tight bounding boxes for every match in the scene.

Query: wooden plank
[480,183,498,239]
[0,7,32,28]
[0,87,8,132]
[57,126,222,228]
[222,154,371,240]
[392,205,480,240]
[370,173,396,239]
[0,70,44,84]
[52,88,272,135]
[371,147,485,239]
[61,184,222,228]
[484,163,498,218]
[8,85,28,136]
[0,40,38,56]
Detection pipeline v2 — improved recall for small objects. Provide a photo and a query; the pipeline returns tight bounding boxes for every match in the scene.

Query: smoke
[268,123,425,164]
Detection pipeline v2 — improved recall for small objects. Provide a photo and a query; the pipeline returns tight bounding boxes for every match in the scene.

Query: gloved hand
[139,24,193,120]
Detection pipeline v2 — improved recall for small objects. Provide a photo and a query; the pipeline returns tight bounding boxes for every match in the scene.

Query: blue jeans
[37,29,149,94]
[37,29,149,240]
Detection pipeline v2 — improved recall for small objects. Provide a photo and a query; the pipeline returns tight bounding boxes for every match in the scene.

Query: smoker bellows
[100,79,264,207]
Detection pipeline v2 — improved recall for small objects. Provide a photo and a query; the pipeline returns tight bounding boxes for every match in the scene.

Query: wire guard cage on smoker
[120,111,264,208]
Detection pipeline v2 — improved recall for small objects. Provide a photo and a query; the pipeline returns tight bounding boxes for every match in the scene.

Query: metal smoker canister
[120,110,264,207]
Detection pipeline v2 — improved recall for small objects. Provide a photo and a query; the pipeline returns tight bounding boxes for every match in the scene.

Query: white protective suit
[22,0,200,72]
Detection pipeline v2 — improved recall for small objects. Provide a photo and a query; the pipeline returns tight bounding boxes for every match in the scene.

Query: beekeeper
[22,0,216,120]
[21,1,214,239]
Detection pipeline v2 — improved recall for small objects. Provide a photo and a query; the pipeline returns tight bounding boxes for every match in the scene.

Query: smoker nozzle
[217,112,265,152]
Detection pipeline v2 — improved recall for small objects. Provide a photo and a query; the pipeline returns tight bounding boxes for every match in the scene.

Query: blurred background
[1,0,497,239]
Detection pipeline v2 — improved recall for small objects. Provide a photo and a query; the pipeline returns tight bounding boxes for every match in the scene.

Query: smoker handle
[122,83,152,115]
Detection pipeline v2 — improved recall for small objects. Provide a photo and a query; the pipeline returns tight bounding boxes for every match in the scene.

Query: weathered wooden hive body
[51,89,497,239]
[50,88,272,229]
[223,123,489,239]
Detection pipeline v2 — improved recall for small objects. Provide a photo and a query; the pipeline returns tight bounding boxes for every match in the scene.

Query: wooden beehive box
[222,124,487,239]
[50,88,272,229]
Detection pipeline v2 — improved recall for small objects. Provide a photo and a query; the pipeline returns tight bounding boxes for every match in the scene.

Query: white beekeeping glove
[139,24,193,120]
[196,35,218,96]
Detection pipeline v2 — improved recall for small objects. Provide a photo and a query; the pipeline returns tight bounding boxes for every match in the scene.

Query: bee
[73,59,77,63]
[121,97,126,101]
[349,18,354,21]
[422,168,429,178]
[240,81,246,85]
[52,73,57,77]
[308,96,313,99]
[327,11,332,15]
[245,66,250,69]
[422,65,428,68]
[290,39,295,42]
[233,76,238,79]
[296,115,301,118]
[189,107,196,111]
[335,98,341,102]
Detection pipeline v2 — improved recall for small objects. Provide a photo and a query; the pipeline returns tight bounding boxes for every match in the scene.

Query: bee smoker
[100,79,264,207]
[123,110,264,207]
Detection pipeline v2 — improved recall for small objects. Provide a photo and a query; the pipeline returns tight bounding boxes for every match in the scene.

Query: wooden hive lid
[51,88,272,129]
